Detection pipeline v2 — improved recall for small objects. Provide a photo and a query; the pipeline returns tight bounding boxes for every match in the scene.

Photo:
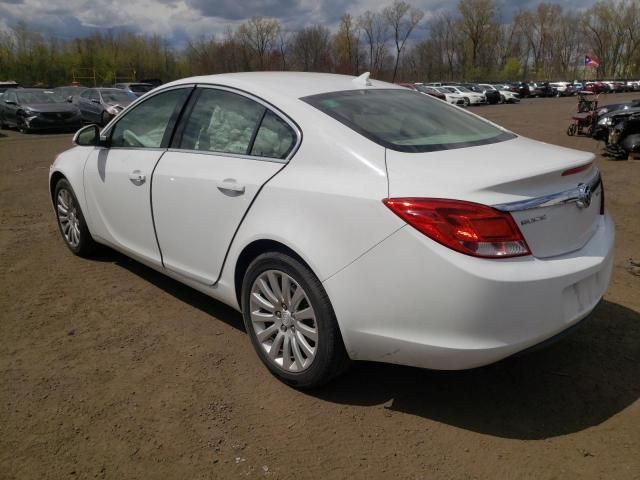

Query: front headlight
[598,117,613,126]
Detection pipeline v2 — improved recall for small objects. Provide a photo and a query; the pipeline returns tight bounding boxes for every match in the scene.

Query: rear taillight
[383,198,531,258]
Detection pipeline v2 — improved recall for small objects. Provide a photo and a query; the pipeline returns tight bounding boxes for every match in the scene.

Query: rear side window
[251,111,296,159]
[302,89,514,153]
[179,89,265,155]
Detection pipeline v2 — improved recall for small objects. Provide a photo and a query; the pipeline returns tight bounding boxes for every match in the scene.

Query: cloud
[0,0,601,47]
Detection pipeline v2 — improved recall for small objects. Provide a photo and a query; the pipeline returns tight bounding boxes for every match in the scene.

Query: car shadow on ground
[94,249,246,333]
[95,250,638,440]
[314,300,640,440]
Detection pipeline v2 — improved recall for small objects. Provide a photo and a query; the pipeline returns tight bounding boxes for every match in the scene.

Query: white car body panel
[84,147,163,265]
[152,151,283,284]
[49,72,615,372]
[324,213,613,369]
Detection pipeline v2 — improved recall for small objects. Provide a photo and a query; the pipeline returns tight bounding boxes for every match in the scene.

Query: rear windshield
[302,89,515,153]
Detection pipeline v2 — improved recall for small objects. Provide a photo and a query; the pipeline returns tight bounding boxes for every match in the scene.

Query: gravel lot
[1,94,639,480]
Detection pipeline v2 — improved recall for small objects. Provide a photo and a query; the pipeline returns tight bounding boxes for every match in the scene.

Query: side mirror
[73,124,101,147]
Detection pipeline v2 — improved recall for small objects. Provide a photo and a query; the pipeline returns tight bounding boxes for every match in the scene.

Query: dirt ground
[1,93,639,480]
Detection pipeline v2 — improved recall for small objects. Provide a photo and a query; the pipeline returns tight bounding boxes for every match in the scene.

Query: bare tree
[334,13,360,75]
[457,0,499,73]
[290,25,332,72]
[357,10,389,77]
[383,0,424,82]
[237,16,281,70]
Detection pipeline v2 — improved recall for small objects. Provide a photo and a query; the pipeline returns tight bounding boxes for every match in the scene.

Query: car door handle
[128,170,146,185]
[217,179,245,195]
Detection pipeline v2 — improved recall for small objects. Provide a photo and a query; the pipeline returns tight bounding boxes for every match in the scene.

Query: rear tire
[567,124,576,136]
[54,178,98,257]
[241,252,350,388]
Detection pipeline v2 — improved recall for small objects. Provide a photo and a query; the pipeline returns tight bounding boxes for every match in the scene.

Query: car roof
[162,72,402,103]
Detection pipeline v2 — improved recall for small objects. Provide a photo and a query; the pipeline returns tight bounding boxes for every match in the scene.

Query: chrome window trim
[166,148,288,164]
[493,172,602,212]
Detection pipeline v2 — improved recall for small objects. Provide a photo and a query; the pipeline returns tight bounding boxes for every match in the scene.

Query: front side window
[179,89,265,155]
[111,88,189,149]
[302,89,515,153]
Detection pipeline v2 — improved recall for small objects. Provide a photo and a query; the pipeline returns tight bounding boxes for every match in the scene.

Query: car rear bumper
[324,212,614,370]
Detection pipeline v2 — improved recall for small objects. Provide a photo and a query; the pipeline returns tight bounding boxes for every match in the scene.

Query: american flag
[585,55,600,68]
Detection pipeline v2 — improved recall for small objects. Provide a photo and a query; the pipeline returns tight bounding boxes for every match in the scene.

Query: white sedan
[433,86,467,106]
[442,85,487,106]
[50,72,614,388]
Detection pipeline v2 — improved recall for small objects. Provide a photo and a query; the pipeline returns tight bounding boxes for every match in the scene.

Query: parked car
[49,72,614,387]
[603,111,640,160]
[114,82,154,97]
[493,86,520,103]
[529,82,558,97]
[74,88,137,125]
[414,84,447,101]
[585,82,609,94]
[550,82,575,96]
[0,81,21,93]
[433,86,466,106]
[442,85,486,106]
[0,88,82,133]
[508,82,531,98]
[594,104,640,141]
[53,85,88,102]
[463,83,500,104]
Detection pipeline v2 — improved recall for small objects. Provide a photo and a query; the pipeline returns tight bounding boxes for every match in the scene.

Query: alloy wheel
[249,269,318,372]
[57,188,81,248]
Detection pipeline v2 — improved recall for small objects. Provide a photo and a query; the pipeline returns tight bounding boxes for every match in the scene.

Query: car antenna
[352,72,372,87]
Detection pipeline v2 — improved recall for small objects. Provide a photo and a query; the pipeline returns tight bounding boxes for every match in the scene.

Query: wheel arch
[233,239,315,309]
[49,171,67,205]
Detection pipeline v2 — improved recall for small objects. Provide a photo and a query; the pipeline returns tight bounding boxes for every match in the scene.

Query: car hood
[22,103,79,114]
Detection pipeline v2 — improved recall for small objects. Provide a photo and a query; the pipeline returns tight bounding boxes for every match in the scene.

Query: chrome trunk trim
[493,172,601,212]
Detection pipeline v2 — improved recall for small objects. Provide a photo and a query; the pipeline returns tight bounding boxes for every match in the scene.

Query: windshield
[302,89,515,153]
[17,91,64,104]
[101,90,135,104]
[435,87,450,94]
[130,84,153,93]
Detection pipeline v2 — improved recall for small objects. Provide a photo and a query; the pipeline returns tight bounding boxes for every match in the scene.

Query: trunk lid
[385,136,602,258]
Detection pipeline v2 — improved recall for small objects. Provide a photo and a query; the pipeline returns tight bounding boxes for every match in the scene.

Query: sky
[0,0,600,48]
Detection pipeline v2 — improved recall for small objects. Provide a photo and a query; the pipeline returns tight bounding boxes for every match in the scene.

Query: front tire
[54,178,98,257]
[241,252,350,388]
[463,97,470,107]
